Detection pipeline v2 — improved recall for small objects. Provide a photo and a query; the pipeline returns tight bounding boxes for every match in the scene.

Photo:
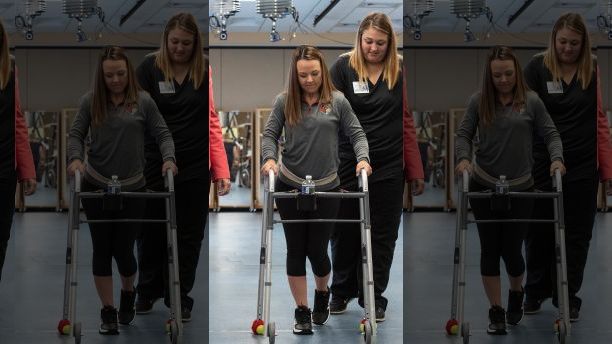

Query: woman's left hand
[411,178,425,196]
[162,160,178,176]
[22,178,37,196]
[355,160,372,176]
[216,178,231,196]
[606,179,612,196]
[549,160,566,176]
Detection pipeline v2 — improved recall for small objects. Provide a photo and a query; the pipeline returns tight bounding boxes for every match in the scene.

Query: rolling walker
[446,169,569,344]
[251,169,377,343]
[57,169,183,344]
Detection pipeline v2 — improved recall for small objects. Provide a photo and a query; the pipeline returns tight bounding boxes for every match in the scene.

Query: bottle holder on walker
[251,169,377,344]
[445,169,570,344]
[57,169,184,344]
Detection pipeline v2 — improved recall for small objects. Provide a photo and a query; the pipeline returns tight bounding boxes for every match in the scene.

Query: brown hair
[0,19,11,90]
[284,45,335,126]
[479,46,529,126]
[91,46,140,126]
[543,12,593,89]
[342,12,400,90]
[155,12,205,89]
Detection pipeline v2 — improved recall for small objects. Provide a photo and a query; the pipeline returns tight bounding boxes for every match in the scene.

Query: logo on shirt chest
[318,103,331,114]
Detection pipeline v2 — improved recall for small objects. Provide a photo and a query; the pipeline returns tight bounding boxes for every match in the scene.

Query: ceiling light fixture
[450,0,492,42]
[405,0,435,40]
[210,0,240,40]
[256,0,299,42]
[14,0,47,40]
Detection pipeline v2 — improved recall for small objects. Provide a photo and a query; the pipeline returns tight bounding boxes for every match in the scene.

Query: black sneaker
[524,297,544,314]
[118,289,136,325]
[569,307,579,322]
[487,305,507,335]
[375,305,386,323]
[181,307,192,323]
[312,288,330,325]
[568,297,581,322]
[99,306,119,335]
[507,288,524,326]
[329,295,352,314]
[135,296,158,314]
[293,306,313,335]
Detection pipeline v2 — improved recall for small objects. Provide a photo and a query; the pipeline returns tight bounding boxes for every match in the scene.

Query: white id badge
[546,81,563,94]
[352,81,369,94]
[159,81,176,94]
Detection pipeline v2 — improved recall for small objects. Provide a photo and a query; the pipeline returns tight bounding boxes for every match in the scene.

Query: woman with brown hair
[0,18,36,282]
[329,12,424,322]
[67,46,176,335]
[456,46,564,335]
[135,13,224,322]
[523,12,612,322]
[261,45,370,335]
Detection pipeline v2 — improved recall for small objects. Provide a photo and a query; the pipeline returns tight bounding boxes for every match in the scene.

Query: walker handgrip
[268,169,275,192]
[74,169,81,193]
[553,169,562,192]
[358,168,368,191]
[462,169,469,193]
[165,170,175,191]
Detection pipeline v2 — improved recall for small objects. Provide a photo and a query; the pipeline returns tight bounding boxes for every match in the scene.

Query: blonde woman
[329,12,424,321]
[523,12,612,322]
[135,13,220,322]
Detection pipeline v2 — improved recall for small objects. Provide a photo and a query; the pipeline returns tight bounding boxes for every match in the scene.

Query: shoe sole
[292,329,313,335]
[135,298,159,314]
[330,298,353,314]
[523,308,541,315]
[99,329,119,335]
[182,318,192,323]
[375,317,386,323]
[486,329,507,335]
[312,309,330,325]
[507,312,524,326]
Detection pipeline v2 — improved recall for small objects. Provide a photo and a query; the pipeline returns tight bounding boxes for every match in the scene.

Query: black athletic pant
[136,177,207,311]
[469,179,533,277]
[330,175,403,310]
[81,178,144,277]
[0,171,17,282]
[275,179,339,277]
[525,176,598,309]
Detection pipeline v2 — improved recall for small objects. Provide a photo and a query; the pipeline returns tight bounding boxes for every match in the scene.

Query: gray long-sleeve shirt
[455,91,563,180]
[262,91,369,188]
[67,90,175,188]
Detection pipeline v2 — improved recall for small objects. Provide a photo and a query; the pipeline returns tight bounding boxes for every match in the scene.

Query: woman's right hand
[67,159,85,176]
[261,159,278,176]
[455,159,472,176]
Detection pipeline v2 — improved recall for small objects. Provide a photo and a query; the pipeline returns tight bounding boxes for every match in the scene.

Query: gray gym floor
[405,212,612,344]
[2,210,610,343]
[209,212,403,344]
[0,212,208,344]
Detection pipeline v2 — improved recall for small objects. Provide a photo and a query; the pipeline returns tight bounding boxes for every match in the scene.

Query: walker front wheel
[461,321,470,344]
[73,322,81,344]
[268,322,276,344]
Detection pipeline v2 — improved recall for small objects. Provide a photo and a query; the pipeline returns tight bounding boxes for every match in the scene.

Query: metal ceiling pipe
[120,0,147,26]
[313,0,340,27]
[507,0,535,27]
